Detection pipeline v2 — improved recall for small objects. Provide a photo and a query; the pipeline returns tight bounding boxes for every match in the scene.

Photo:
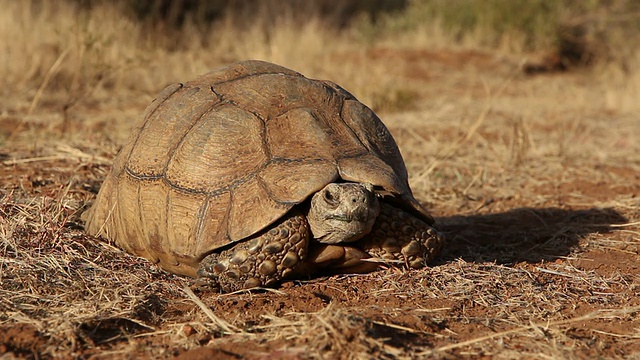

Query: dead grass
[0,0,426,118]
[1,1,640,359]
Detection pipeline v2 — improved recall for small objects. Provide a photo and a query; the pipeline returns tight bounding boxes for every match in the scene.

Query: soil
[1,48,639,359]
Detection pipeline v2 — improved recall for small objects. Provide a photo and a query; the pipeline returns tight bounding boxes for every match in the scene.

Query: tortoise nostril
[350,196,369,204]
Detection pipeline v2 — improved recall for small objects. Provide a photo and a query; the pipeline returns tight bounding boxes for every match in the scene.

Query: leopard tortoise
[84,60,444,292]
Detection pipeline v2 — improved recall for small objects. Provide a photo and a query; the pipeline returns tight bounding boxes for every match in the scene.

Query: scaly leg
[195,211,309,292]
[358,202,445,269]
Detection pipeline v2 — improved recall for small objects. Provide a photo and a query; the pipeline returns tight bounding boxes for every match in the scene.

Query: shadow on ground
[436,207,627,264]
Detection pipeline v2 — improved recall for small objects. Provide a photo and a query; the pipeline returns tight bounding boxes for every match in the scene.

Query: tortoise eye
[324,189,336,204]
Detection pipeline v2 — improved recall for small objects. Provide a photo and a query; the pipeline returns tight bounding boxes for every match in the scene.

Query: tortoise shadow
[434,207,627,264]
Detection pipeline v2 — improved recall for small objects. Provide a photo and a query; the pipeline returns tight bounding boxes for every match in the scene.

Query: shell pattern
[84,60,431,277]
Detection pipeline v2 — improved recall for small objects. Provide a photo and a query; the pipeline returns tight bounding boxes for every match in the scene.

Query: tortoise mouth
[325,213,371,223]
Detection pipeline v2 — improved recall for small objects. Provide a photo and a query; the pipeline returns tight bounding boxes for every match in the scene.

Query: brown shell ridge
[227,98,273,160]
[268,157,335,166]
[220,157,339,242]
[171,175,244,197]
[320,80,356,101]
[205,88,275,165]
[194,193,211,257]
[224,184,280,243]
[312,88,372,160]
[125,167,163,181]
[256,174,297,214]
[266,104,327,121]
[209,87,258,115]
[143,83,184,121]
[209,159,329,205]
[330,91,401,189]
[125,167,220,197]
[333,98,371,158]
[207,87,247,116]
[212,95,269,126]
[209,71,302,89]
[223,190,236,243]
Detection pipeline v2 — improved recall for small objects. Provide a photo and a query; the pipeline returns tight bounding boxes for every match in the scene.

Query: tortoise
[83,60,444,292]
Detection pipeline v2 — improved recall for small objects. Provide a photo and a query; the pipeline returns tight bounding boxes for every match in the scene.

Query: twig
[182,285,241,334]
[535,267,584,279]
[591,329,640,338]
[605,221,640,228]
[28,48,71,115]
[371,319,425,335]
[2,143,112,166]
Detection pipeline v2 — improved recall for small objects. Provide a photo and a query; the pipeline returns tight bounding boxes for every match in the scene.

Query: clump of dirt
[0,324,48,358]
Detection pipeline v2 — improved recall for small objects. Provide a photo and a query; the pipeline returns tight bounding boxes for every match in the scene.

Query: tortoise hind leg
[195,211,309,293]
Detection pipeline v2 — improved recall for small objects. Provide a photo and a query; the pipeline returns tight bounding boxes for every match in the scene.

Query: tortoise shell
[84,60,433,277]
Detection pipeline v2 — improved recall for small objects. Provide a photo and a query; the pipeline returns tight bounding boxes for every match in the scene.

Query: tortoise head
[307,182,380,244]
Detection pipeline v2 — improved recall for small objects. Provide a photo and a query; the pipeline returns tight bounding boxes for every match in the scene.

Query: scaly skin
[358,202,445,269]
[196,211,309,292]
[195,183,444,292]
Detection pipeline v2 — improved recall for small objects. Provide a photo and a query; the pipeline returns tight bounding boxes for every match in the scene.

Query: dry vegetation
[1,0,640,359]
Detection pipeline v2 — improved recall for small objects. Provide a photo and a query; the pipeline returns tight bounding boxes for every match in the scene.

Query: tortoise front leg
[358,202,445,269]
[288,203,444,277]
[195,211,310,292]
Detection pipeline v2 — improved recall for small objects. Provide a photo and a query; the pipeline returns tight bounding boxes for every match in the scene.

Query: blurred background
[2,0,639,119]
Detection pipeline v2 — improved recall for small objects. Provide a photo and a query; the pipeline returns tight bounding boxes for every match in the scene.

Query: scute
[195,193,232,258]
[84,60,428,277]
[165,104,268,193]
[127,85,219,178]
[228,176,286,241]
[114,174,148,258]
[138,178,170,262]
[260,160,338,203]
[213,72,337,121]
[166,188,207,262]
[337,154,404,193]
[266,108,333,160]
[340,99,408,180]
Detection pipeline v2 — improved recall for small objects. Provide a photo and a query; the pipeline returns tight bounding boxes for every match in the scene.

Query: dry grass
[2,1,640,359]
